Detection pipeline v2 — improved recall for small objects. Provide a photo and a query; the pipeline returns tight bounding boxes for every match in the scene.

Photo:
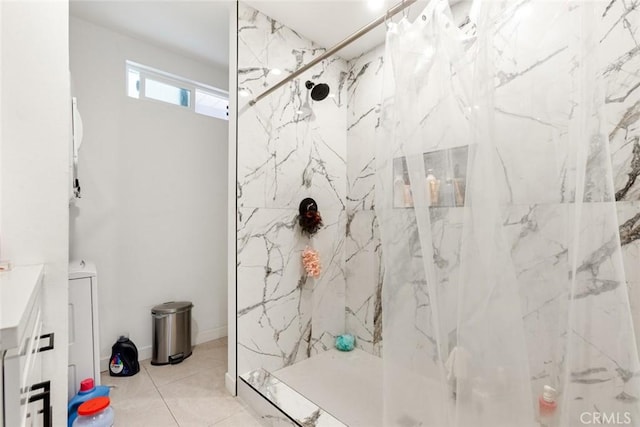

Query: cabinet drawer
[24,381,51,427]
[3,286,43,427]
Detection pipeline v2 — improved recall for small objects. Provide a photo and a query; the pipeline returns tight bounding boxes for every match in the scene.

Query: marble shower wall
[237,2,640,389]
[345,45,386,356]
[344,0,640,357]
[343,5,474,358]
[602,0,640,353]
[373,1,640,423]
[236,3,348,376]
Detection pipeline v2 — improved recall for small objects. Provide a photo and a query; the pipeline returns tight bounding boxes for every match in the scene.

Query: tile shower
[235,1,640,426]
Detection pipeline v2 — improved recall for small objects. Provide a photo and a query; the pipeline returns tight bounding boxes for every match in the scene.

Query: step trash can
[151,301,193,365]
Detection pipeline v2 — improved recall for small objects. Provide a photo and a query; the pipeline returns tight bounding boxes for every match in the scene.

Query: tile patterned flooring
[100,337,262,427]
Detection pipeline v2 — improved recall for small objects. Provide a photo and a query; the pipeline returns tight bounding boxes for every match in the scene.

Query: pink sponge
[302,247,321,278]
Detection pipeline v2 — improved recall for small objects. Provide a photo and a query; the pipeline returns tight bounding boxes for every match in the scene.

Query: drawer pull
[37,332,55,352]
[26,381,52,427]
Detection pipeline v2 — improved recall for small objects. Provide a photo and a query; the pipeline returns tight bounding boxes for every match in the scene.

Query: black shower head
[305,80,331,101]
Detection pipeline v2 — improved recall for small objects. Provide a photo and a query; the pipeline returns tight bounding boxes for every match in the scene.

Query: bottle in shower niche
[403,184,413,207]
[426,169,440,206]
[538,385,558,427]
[394,175,405,208]
[440,178,456,207]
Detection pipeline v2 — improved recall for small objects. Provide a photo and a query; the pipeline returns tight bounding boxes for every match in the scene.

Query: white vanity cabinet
[1,265,54,427]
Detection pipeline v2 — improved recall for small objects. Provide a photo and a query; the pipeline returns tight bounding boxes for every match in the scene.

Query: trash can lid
[152,301,193,314]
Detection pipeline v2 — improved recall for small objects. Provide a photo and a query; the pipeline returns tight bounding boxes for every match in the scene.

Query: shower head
[305,80,331,101]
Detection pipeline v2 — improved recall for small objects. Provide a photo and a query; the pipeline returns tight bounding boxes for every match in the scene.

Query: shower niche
[393,145,469,208]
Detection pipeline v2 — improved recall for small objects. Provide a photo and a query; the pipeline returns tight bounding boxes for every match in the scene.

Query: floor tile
[142,345,226,387]
[102,339,259,427]
[100,367,158,398]
[100,369,176,426]
[194,337,227,362]
[197,336,227,350]
[112,396,179,427]
[209,409,263,427]
[157,371,245,426]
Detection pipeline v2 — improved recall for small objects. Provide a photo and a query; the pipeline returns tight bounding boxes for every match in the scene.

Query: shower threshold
[240,348,383,427]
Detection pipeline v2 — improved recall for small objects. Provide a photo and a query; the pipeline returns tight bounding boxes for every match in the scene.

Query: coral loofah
[302,247,321,278]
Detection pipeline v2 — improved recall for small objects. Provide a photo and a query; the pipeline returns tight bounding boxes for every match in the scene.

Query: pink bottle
[538,385,557,426]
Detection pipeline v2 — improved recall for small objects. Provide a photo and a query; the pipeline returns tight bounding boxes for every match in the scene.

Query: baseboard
[195,325,227,345]
[225,372,236,396]
[99,326,228,373]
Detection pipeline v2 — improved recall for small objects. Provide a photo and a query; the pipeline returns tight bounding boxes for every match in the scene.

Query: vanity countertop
[0,264,44,351]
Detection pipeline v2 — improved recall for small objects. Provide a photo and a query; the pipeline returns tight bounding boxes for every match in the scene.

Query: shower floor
[272,348,383,427]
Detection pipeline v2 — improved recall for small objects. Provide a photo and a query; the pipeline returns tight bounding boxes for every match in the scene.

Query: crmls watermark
[580,412,632,425]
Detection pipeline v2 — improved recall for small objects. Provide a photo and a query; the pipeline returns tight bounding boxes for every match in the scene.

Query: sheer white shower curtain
[376,1,640,426]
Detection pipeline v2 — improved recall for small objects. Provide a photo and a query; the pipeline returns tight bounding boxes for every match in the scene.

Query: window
[195,89,228,120]
[145,78,191,107]
[126,61,228,120]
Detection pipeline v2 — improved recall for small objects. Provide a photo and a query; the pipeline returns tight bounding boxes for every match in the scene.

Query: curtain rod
[248,0,418,106]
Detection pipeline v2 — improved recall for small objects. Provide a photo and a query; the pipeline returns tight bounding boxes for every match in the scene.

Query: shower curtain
[376,1,640,426]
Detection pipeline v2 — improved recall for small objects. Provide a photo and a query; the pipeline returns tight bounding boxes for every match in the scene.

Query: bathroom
[2,0,640,426]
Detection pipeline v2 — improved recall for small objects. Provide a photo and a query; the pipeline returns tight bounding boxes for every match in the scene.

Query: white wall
[1,2,70,424]
[69,17,229,367]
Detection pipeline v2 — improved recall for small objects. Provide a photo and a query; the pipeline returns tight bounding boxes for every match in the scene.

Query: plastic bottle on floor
[68,378,110,427]
[72,397,114,427]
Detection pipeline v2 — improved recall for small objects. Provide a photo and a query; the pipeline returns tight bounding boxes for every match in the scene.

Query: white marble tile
[618,201,640,283]
[345,210,382,356]
[237,3,348,211]
[237,2,348,376]
[346,46,385,213]
[236,1,640,425]
[600,1,640,202]
[344,47,386,357]
[272,349,382,427]
[238,375,303,427]
[241,369,346,426]
[237,204,346,374]
[310,210,347,354]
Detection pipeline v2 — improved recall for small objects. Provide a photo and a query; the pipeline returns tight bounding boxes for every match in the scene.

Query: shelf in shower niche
[240,368,346,427]
[393,145,469,209]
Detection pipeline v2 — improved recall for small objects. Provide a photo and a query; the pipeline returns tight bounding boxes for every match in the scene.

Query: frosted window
[195,89,229,120]
[145,78,190,107]
[125,61,228,119]
[127,69,140,99]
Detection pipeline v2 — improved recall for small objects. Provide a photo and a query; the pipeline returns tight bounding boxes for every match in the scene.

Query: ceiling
[246,0,401,60]
[70,0,233,68]
[70,0,467,68]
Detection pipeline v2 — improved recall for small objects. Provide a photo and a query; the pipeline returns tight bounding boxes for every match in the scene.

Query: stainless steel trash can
[151,301,193,365]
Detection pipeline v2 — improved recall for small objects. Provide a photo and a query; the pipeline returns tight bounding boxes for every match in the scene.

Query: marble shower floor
[272,348,384,427]
[100,338,261,427]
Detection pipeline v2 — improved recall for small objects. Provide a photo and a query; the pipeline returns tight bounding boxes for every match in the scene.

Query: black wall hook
[297,197,323,236]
